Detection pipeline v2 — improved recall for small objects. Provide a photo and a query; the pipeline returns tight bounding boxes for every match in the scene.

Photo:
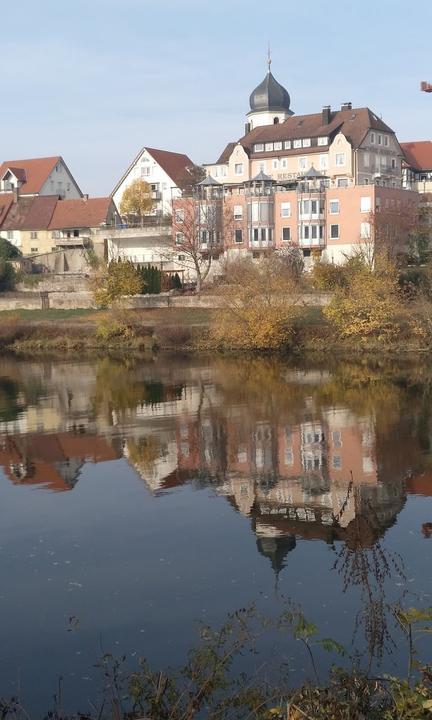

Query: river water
[0,354,431,713]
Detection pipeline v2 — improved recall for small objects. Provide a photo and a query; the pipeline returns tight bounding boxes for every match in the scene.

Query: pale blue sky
[3,0,432,195]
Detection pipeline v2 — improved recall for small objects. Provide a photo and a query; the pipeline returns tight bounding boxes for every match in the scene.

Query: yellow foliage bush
[324,255,404,344]
[210,257,302,351]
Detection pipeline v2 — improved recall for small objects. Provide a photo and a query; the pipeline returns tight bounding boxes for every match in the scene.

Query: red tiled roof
[0,157,61,194]
[49,197,113,230]
[401,141,432,171]
[1,195,58,231]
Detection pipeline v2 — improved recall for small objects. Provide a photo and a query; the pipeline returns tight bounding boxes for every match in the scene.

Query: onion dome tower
[246,51,293,131]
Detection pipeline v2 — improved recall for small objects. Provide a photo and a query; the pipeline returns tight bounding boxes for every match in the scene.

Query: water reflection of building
[0,359,416,566]
[0,433,120,491]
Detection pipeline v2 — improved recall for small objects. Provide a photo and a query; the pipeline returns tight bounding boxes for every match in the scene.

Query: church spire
[267,43,272,73]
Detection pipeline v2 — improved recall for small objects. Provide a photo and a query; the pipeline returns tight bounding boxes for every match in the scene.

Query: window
[293,139,302,149]
[329,199,340,214]
[254,143,264,152]
[73,229,79,237]
[141,166,150,176]
[391,158,396,169]
[298,156,307,170]
[335,153,346,166]
[330,224,339,239]
[201,230,208,244]
[384,135,389,147]
[282,227,291,242]
[265,142,273,151]
[51,231,60,239]
[364,152,370,167]
[319,155,328,169]
[175,232,184,244]
[317,136,328,146]
[281,158,287,169]
[234,229,243,243]
[381,156,387,168]
[7,231,13,239]
[274,141,282,151]
[302,138,311,147]
[332,456,342,469]
[280,201,291,217]
[332,431,342,448]
[30,247,38,253]
[378,134,382,145]
[30,231,38,239]
[284,140,291,150]
[178,254,185,261]
[233,204,243,219]
[234,163,243,175]
[360,196,371,213]
[272,159,279,170]
[337,178,348,187]
[175,209,184,223]
[360,222,371,239]
[370,132,375,144]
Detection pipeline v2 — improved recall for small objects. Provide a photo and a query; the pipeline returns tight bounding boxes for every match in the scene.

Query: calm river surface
[1,354,432,713]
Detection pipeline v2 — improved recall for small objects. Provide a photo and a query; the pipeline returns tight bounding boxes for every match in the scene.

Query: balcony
[299,238,326,248]
[56,237,90,247]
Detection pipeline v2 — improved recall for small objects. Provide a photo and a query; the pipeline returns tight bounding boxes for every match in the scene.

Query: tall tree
[120,179,154,226]
[171,196,229,293]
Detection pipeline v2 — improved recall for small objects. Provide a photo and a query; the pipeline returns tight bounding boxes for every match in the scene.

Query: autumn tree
[208,256,303,351]
[119,179,154,226]
[91,260,142,307]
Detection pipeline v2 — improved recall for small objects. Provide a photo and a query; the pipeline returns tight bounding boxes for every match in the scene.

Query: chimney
[341,101,352,111]
[322,106,331,125]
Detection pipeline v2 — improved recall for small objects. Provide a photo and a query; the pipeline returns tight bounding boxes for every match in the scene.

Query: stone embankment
[0,273,332,311]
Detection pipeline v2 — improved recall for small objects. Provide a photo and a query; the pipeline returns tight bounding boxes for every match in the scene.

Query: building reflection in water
[0,357,431,572]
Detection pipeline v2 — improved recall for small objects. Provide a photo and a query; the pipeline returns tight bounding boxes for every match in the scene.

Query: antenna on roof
[267,43,272,72]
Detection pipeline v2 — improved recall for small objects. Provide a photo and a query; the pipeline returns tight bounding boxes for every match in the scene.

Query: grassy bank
[0,307,214,355]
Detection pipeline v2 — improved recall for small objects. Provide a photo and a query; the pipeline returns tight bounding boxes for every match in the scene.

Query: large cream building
[173,65,418,265]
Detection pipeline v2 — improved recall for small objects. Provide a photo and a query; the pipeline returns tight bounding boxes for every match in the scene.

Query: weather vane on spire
[267,43,272,72]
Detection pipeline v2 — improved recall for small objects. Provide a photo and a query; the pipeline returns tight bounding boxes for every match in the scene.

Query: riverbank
[0,302,431,357]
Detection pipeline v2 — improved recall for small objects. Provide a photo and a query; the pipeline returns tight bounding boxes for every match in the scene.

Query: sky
[2,0,432,195]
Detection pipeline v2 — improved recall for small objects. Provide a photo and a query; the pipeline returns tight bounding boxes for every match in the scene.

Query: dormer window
[293,139,302,149]
[284,140,291,150]
[317,136,328,146]
[254,143,264,152]
[265,142,274,152]
[302,138,311,148]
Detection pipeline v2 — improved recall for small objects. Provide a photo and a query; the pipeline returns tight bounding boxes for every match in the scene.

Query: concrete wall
[17,274,89,293]
[0,290,331,312]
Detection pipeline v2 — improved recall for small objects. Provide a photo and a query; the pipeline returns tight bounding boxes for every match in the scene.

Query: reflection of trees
[92,359,184,423]
[333,498,406,669]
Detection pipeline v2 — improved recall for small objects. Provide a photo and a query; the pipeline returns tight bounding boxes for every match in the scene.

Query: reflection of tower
[256,534,296,577]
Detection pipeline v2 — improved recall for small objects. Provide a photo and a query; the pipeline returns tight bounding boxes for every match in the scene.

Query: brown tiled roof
[215,142,237,165]
[49,197,113,230]
[145,147,195,189]
[1,195,58,230]
[214,107,396,162]
[0,157,61,194]
[112,146,196,195]
[401,141,432,171]
[0,193,14,226]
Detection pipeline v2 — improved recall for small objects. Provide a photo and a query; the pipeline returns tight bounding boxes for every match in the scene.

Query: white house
[0,156,82,199]
[112,146,196,218]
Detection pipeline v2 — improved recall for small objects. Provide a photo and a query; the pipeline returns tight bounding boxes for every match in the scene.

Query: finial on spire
[267,43,272,72]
